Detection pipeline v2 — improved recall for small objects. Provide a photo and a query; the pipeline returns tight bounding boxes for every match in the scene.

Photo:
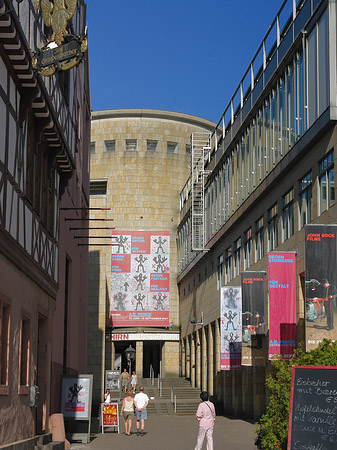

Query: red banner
[111,231,170,327]
[268,252,296,360]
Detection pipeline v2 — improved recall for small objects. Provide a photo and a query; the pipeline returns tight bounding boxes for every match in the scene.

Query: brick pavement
[70,415,257,450]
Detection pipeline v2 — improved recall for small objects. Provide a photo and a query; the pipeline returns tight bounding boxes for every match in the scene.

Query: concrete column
[215,319,220,373]
[136,341,143,378]
[196,330,201,389]
[181,338,186,378]
[201,327,207,392]
[162,341,180,377]
[208,323,214,396]
[214,319,221,401]
[186,336,191,380]
[191,333,196,387]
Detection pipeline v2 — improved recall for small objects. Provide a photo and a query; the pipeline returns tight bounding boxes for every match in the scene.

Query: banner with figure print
[305,225,337,351]
[241,272,266,366]
[268,252,296,360]
[111,231,170,327]
[220,287,242,370]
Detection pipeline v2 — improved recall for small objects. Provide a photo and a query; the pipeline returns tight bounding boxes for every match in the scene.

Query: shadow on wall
[105,278,112,371]
[88,250,103,416]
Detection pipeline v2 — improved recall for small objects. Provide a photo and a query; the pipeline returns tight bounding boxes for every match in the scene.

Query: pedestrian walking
[120,368,129,393]
[120,390,134,436]
[194,391,216,450]
[133,386,149,436]
[131,370,138,393]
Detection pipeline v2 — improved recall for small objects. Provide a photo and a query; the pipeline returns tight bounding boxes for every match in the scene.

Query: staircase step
[36,434,53,446]
[34,442,65,450]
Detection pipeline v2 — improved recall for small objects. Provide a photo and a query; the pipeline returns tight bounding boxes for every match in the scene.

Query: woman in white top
[131,370,138,393]
[104,389,111,403]
[120,390,134,436]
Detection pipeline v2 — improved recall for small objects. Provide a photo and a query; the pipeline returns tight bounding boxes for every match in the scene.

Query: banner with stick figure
[111,231,170,327]
[220,286,242,370]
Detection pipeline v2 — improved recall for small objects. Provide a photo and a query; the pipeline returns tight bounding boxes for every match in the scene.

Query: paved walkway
[70,415,257,450]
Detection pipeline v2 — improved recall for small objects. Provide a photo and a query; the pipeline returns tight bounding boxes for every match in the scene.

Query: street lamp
[124,345,136,379]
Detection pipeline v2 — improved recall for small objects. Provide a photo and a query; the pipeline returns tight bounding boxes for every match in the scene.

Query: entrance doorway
[113,341,136,375]
[143,341,162,378]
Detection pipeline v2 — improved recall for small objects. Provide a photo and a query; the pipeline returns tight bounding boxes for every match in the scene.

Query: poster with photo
[305,225,337,351]
[111,231,170,327]
[60,375,92,419]
[268,252,296,360]
[220,287,242,370]
[105,370,120,391]
[241,272,266,365]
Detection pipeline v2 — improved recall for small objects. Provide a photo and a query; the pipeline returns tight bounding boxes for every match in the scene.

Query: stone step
[34,442,65,450]
[36,434,53,446]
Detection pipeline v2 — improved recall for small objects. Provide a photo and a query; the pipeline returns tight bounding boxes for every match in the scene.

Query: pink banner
[111,231,170,327]
[268,252,297,360]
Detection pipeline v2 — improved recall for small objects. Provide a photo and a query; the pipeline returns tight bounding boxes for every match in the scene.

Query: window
[234,238,241,277]
[0,303,10,390]
[255,217,264,262]
[19,317,30,390]
[147,140,158,152]
[186,144,191,155]
[167,142,178,153]
[90,142,95,154]
[282,189,294,241]
[299,171,313,228]
[225,247,232,284]
[90,180,107,195]
[244,228,252,270]
[125,139,137,152]
[319,151,335,214]
[104,140,115,152]
[268,204,278,251]
[217,255,224,290]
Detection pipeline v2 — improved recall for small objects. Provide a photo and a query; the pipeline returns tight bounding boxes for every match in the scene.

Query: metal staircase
[191,132,211,251]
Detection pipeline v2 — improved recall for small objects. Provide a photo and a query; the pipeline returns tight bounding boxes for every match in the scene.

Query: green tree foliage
[255,339,337,449]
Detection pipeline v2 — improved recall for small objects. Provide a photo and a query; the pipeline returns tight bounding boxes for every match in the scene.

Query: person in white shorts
[133,386,149,436]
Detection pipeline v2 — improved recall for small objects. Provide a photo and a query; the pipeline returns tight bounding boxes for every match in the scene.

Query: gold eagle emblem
[35,0,78,46]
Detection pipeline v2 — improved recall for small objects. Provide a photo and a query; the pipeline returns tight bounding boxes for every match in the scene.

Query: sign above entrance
[105,333,180,341]
[110,231,170,327]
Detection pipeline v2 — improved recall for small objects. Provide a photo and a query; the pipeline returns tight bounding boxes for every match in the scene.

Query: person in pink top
[194,391,216,450]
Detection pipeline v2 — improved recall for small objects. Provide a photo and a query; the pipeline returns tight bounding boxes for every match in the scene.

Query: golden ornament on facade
[35,0,78,46]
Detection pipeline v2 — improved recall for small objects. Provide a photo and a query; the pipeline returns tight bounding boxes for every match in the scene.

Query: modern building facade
[0,0,90,445]
[178,0,337,419]
[88,109,215,407]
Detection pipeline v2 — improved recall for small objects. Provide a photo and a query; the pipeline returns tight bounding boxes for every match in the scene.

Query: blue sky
[87,1,283,123]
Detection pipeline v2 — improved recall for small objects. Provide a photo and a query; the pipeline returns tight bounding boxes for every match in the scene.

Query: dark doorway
[113,341,136,375]
[143,341,161,378]
[36,315,48,434]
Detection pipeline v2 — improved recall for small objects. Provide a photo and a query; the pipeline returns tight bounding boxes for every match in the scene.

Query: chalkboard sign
[288,366,337,450]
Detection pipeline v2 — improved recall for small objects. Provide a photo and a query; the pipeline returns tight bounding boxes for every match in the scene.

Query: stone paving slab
[70,416,257,450]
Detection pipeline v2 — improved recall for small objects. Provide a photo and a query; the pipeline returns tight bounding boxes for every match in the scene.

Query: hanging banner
[305,225,337,351]
[220,287,242,370]
[268,252,296,360]
[111,231,170,327]
[241,272,266,365]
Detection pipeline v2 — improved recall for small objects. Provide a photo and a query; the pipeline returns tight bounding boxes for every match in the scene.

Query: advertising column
[220,287,242,370]
[268,252,296,360]
[305,225,337,350]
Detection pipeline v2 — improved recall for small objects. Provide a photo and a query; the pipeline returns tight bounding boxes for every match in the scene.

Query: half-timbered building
[0,0,90,445]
